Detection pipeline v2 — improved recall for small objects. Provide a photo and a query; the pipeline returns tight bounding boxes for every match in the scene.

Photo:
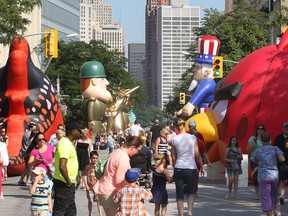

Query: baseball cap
[189,120,196,127]
[31,167,46,176]
[65,122,85,133]
[125,168,141,183]
[283,122,288,127]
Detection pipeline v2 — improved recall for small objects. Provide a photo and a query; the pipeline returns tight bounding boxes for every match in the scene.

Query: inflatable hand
[182,103,195,117]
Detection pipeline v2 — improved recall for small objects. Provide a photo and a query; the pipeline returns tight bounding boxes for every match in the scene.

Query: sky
[104,0,225,54]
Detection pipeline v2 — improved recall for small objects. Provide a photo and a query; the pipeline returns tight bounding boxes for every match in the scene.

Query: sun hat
[31,167,46,176]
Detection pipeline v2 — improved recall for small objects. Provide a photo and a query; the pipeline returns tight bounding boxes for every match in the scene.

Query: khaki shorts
[86,190,98,203]
[31,210,48,216]
[97,193,119,210]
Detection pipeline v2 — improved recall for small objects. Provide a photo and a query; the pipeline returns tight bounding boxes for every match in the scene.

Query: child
[150,153,172,216]
[114,168,153,215]
[29,167,52,216]
[224,136,243,199]
[83,151,103,216]
[0,138,9,199]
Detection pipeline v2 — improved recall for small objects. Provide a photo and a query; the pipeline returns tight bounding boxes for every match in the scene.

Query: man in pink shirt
[94,136,143,216]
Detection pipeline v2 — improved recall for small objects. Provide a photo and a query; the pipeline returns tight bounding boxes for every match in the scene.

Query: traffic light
[212,56,223,78]
[179,92,185,104]
[44,29,58,58]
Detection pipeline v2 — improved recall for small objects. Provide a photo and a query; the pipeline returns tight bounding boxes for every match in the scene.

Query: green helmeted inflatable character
[80,61,112,136]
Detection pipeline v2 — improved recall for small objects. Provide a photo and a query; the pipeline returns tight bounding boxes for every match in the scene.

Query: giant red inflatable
[187,30,288,164]
[0,37,63,176]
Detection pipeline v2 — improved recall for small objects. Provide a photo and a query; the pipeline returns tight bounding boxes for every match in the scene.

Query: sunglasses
[257,128,264,130]
[37,138,45,142]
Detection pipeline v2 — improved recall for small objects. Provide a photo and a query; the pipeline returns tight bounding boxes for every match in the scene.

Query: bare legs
[226,175,239,199]
[103,207,117,216]
[88,200,92,216]
[154,203,167,216]
[87,200,102,216]
[4,166,7,180]
[96,201,103,216]
[176,195,194,216]
[176,200,184,216]
[187,195,195,216]
[234,176,239,198]
[278,181,285,199]
[18,166,31,185]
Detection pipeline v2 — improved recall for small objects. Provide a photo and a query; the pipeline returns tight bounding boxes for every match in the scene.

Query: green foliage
[134,105,168,129]
[197,1,270,73]
[45,40,147,122]
[270,5,288,30]
[0,0,41,45]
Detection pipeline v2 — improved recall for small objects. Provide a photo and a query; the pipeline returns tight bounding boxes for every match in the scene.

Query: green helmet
[80,61,106,78]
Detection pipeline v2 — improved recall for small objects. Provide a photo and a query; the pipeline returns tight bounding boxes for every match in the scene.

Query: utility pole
[57,76,61,103]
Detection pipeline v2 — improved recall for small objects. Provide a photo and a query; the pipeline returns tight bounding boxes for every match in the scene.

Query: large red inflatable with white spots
[0,37,63,176]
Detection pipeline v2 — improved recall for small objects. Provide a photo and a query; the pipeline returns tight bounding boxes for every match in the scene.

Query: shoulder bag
[275,146,288,181]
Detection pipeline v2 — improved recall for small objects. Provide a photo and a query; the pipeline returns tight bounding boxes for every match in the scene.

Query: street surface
[1,149,288,216]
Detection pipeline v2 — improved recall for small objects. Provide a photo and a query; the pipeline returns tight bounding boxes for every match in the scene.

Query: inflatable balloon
[80,61,112,137]
[105,86,139,132]
[179,36,220,116]
[0,37,63,176]
[186,30,288,166]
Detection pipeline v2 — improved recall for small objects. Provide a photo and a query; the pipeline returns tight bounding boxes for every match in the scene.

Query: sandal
[17,181,26,186]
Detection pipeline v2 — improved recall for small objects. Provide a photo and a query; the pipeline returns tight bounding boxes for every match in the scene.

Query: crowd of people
[1,118,288,216]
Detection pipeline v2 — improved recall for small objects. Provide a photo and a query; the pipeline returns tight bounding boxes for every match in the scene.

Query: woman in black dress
[76,128,92,189]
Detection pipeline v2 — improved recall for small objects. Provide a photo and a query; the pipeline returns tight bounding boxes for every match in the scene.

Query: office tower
[0,1,80,67]
[157,1,200,109]
[80,0,112,42]
[42,0,80,40]
[80,0,124,52]
[128,43,146,82]
[145,0,170,106]
[145,0,199,108]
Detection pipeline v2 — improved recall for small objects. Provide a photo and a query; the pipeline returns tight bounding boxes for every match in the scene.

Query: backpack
[95,155,110,180]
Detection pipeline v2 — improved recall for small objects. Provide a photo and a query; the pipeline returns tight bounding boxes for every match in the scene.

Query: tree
[165,0,271,112]
[0,0,41,45]
[45,40,147,122]
[134,105,167,129]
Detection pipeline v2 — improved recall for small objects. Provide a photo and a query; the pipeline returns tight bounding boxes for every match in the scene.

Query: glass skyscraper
[41,0,80,40]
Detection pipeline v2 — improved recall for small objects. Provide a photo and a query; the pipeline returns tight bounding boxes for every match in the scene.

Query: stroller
[130,148,152,188]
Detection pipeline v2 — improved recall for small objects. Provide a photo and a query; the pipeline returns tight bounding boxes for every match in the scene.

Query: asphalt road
[1,148,288,216]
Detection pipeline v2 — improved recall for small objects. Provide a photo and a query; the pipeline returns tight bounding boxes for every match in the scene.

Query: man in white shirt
[128,121,144,137]
[48,124,65,147]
